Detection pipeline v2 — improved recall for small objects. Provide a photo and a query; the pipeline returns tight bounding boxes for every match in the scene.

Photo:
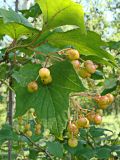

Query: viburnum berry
[68,137,78,148]
[24,123,30,130]
[66,49,80,60]
[39,68,50,79]
[79,68,91,78]
[25,130,32,137]
[41,75,52,85]
[76,117,88,128]
[71,60,80,70]
[106,93,114,104]
[35,124,41,130]
[94,114,102,125]
[98,96,109,105]
[35,129,41,135]
[84,60,96,74]
[84,118,90,128]
[27,81,38,93]
[68,123,79,135]
[86,111,95,122]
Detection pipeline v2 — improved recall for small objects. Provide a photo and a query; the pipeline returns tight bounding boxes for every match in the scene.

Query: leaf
[48,29,116,66]
[36,0,86,33]
[89,126,112,137]
[0,8,38,38]
[0,124,18,145]
[0,64,7,79]
[101,78,118,95]
[13,61,85,136]
[47,142,63,158]
[96,147,111,159]
[35,43,60,54]
[29,148,39,160]
[91,70,104,80]
[19,3,42,18]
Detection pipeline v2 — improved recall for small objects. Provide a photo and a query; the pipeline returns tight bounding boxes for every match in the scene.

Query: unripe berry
[35,129,41,135]
[86,111,95,122]
[41,75,52,85]
[39,68,50,79]
[25,130,32,137]
[35,124,41,130]
[27,81,38,93]
[24,123,30,130]
[68,138,78,148]
[98,96,109,105]
[106,93,114,104]
[68,123,79,135]
[66,49,80,60]
[84,60,96,74]
[79,68,91,78]
[76,117,87,128]
[99,104,108,110]
[84,118,90,128]
[71,60,80,70]
[94,114,102,125]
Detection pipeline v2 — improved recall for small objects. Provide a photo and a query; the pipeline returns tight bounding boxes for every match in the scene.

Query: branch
[19,132,53,160]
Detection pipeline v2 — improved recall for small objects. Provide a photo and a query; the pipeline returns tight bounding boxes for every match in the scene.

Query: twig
[19,132,53,160]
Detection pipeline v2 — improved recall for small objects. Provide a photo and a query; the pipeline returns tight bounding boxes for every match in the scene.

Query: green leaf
[35,43,60,54]
[47,141,63,158]
[0,124,18,145]
[91,70,104,80]
[101,78,118,95]
[29,148,39,160]
[13,61,85,136]
[36,0,86,33]
[0,64,7,79]
[89,126,112,137]
[0,8,38,38]
[48,29,116,66]
[19,3,42,18]
[96,147,111,159]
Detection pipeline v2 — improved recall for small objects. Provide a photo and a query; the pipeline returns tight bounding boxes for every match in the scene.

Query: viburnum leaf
[48,29,116,66]
[36,0,86,33]
[13,61,85,136]
[0,8,38,38]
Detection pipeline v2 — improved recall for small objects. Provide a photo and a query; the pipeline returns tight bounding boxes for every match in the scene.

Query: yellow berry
[39,68,50,79]
[27,81,38,93]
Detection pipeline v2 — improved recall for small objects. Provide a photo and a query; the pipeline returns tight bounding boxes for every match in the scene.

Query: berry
[86,111,95,122]
[79,68,91,78]
[66,49,80,60]
[84,118,90,128]
[71,60,80,70]
[106,93,114,104]
[35,124,41,130]
[25,130,32,137]
[76,117,87,128]
[27,81,38,93]
[24,123,30,130]
[39,68,50,79]
[98,96,109,105]
[94,114,102,125]
[84,60,96,74]
[68,123,79,135]
[41,75,52,85]
[68,138,78,148]
[99,104,108,110]
[35,129,41,135]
